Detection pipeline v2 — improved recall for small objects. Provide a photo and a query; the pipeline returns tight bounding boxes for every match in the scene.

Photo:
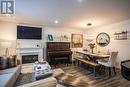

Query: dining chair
[98,51,118,76]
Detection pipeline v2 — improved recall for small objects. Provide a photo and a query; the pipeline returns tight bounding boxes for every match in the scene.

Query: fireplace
[22,55,38,64]
[16,48,43,64]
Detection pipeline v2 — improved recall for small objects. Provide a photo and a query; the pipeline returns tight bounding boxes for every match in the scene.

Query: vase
[91,48,93,53]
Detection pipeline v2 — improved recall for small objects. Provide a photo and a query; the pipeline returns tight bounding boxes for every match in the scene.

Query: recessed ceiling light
[54,20,59,24]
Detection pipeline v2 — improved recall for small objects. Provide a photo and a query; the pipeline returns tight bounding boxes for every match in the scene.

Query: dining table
[76,50,110,59]
[75,50,110,76]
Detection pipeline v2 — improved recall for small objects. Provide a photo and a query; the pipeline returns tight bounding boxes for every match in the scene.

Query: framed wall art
[96,32,110,47]
[48,34,53,41]
[71,34,83,48]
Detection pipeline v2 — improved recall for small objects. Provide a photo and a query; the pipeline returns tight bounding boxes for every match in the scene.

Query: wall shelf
[114,31,127,40]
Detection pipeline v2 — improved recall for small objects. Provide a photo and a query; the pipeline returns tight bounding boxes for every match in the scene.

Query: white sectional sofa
[0,65,21,87]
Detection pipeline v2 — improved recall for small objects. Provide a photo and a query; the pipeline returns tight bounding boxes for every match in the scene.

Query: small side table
[33,61,52,80]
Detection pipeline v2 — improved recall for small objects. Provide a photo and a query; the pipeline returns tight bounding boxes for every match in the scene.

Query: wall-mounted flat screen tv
[17,25,42,40]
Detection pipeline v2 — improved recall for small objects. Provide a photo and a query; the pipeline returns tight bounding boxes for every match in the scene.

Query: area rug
[14,73,66,87]
[14,73,35,87]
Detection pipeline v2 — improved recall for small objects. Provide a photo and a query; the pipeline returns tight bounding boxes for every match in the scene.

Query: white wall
[0,22,17,41]
[84,20,130,68]
[0,22,17,55]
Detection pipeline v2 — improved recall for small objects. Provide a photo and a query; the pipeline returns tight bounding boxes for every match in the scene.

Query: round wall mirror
[96,32,110,47]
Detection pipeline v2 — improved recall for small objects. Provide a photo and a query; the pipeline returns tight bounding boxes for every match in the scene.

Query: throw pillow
[8,55,17,68]
[0,56,9,70]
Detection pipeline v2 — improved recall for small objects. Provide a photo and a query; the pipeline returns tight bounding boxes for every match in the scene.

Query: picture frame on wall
[48,34,53,41]
[71,34,83,48]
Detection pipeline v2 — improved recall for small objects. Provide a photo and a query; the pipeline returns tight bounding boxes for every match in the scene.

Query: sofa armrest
[18,77,57,87]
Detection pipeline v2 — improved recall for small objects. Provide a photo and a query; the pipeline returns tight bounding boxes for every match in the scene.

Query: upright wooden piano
[46,42,72,66]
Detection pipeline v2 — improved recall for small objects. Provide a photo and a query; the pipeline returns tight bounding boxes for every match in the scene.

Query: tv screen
[17,25,42,40]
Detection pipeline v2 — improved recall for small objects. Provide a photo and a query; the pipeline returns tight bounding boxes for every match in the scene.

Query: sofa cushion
[8,55,17,68]
[0,56,9,70]
[0,73,14,87]
[0,65,21,87]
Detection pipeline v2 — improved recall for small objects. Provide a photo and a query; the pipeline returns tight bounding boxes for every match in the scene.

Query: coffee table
[33,61,52,80]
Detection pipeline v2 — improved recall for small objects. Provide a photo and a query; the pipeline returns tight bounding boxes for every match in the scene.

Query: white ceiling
[1,0,130,28]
